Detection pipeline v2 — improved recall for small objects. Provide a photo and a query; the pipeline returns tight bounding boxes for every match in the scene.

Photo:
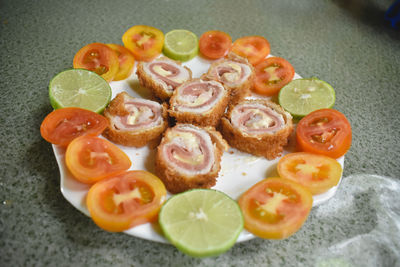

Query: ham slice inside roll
[172,80,226,113]
[110,98,164,131]
[230,103,285,136]
[161,124,215,176]
[208,60,253,88]
[142,58,191,94]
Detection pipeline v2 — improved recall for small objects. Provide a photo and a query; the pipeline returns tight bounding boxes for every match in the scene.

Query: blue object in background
[385,0,400,29]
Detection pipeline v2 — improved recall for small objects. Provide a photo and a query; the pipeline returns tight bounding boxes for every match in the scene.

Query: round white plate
[55,55,344,243]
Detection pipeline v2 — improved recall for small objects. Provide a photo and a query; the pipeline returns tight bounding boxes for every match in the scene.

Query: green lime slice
[159,189,243,257]
[49,69,112,113]
[278,78,335,118]
[163,29,199,61]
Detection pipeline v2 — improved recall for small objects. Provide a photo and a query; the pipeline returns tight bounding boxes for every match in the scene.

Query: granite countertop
[1,0,399,266]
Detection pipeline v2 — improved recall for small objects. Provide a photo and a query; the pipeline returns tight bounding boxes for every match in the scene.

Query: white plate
[55,56,344,243]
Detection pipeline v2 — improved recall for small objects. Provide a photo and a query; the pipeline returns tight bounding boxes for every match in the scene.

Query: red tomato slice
[253,57,295,96]
[122,25,164,61]
[86,170,167,232]
[231,36,270,65]
[106,44,135,81]
[277,152,342,195]
[73,43,119,82]
[40,107,108,146]
[65,135,131,184]
[199,30,232,59]
[296,109,352,159]
[239,177,313,239]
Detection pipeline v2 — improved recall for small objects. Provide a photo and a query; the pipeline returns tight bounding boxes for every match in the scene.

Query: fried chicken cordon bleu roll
[168,79,229,127]
[155,124,229,194]
[220,99,293,160]
[103,92,168,147]
[136,57,192,101]
[205,53,255,103]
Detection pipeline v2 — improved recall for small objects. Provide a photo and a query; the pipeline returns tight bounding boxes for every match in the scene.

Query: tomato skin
[277,152,342,195]
[296,109,352,159]
[73,43,119,82]
[199,30,232,59]
[106,44,135,81]
[40,107,108,146]
[253,57,295,96]
[231,36,270,65]
[65,135,131,184]
[86,170,167,232]
[238,177,313,239]
[122,25,164,61]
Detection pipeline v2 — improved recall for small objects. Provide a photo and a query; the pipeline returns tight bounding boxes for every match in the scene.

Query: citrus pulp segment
[163,29,199,61]
[158,189,243,257]
[278,78,335,118]
[49,69,112,113]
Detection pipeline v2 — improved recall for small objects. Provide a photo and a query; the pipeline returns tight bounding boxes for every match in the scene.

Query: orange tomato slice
[106,44,135,81]
[238,177,313,239]
[40,107,108,147]
[122,25,164,61]
[73,43,119,82]
[231,36,270,65]
[86,170,167,232]
[199,30,232,59]
[277,152,342,195]
[296,109,352,159]
[253,57,295,96]
[65,135,131,184]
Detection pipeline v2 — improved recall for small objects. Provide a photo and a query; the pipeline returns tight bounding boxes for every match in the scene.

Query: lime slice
[163,29,199,61]
[49,69,112,113]
[159,189,243,257]
[278,78,335,118]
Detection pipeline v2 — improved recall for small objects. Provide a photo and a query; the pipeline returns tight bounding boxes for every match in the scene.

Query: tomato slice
[86,170,167,232]
[239,177,312,239]
[253,57,295,96]
[65,135,131,184]
[73,43,119,82]
[277,152,342,195]
[296,109,352,158]
[40,107,108,146]
[199,30,232,59]
[231,36,270,65]
[122,25,164,61]
[106,44,135,81]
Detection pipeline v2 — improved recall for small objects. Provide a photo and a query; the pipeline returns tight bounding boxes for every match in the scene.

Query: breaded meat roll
[205,53,255,103]
[220,99,293,160]
[168,79,229,127]
[155,124,228,193]
[136,57,192,101]
[103,92,167,147]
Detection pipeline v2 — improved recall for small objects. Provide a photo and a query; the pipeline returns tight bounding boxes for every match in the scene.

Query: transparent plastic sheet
[311,174,400,267]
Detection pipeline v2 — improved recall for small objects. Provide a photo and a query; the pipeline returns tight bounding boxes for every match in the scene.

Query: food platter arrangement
[40,26,352,257]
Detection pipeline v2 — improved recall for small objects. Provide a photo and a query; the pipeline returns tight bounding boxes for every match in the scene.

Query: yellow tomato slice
[238,177,313,239]
[73,43,119,82]
[86,170,167,232]
[65,135,131,184]
[122,25,164,61]
[277,152,342,195]
[106,44,135,81]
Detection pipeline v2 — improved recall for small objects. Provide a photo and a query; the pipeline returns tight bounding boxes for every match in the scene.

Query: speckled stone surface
[1,0,399,266]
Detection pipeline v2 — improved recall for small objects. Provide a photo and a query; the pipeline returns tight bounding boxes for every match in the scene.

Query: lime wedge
[49,69,112,113]
[163,29,199,61]
[159,189,243,257]
[278,78,335,118]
